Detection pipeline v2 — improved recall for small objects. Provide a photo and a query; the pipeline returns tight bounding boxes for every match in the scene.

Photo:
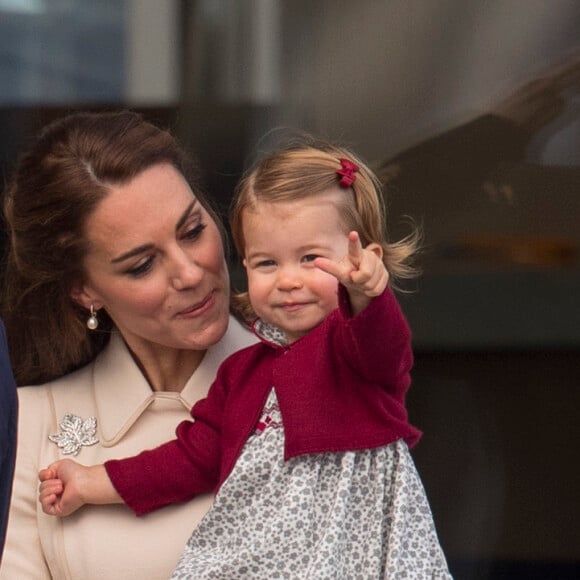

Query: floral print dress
[171,384,452,579]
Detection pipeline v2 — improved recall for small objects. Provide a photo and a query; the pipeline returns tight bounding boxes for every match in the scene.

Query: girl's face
[74,163,230,357]
[243,187,350,343]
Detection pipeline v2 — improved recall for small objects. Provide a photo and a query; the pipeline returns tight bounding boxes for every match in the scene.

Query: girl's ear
[365,242,383,260]
[242,258,248,269]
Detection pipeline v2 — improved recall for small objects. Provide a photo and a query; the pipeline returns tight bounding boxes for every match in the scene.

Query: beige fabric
[0,317,256,580]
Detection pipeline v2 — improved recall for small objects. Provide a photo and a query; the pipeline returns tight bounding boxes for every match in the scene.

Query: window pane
[0,0,125,104]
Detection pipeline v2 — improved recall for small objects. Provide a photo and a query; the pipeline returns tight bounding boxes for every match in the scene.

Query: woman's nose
[171,250,203,290]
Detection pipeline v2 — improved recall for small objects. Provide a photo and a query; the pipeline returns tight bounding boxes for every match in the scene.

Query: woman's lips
[176,291,215,318]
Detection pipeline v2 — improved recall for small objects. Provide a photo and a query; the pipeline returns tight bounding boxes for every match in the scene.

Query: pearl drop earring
[86,305,99,330]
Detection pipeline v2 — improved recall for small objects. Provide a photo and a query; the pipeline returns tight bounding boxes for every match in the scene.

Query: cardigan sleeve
[104,367,231,516]
[333,285,413,397]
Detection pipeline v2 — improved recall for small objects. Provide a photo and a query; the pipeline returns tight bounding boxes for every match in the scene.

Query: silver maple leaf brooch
[49,413,99,456]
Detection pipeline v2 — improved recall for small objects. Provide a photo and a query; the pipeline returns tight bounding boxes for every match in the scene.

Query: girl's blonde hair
[230,136,420,322]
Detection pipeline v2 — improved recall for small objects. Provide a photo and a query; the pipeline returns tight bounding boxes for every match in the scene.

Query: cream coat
[0,317,256,580]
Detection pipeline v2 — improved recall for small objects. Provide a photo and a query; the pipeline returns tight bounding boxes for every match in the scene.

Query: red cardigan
[105,286,421,516]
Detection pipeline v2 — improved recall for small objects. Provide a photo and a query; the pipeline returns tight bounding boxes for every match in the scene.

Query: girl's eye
[256,260,276,268]
[125,257,154,278]
[183,222,207,241]
[302,254,319,263]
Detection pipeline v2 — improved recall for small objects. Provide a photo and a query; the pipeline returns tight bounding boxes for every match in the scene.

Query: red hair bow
[337,158,359,188]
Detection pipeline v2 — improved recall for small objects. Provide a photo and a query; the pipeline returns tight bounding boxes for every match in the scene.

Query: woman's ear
[69,283,102,311]
[365,242,383,260]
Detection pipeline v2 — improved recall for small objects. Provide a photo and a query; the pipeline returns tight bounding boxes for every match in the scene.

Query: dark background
[1,2,579,578]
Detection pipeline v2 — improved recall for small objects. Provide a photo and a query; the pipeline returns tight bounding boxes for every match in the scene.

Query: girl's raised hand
[314,231,389,314]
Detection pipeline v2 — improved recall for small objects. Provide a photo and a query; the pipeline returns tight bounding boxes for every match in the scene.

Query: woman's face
[74,163,230,355]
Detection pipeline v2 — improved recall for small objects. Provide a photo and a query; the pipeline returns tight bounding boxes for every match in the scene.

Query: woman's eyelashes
[124,221,207,278]
[183,222,207,241]
[125,257,154,278]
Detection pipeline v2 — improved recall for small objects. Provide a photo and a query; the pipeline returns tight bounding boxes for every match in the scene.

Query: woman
[0,111,256,579]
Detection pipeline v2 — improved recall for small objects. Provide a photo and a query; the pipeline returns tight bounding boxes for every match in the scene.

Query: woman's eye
[183,223,207,241]
[125,257,154,278]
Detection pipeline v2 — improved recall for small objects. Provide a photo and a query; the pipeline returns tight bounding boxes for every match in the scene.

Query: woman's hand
[314,231,388,315]
[39,460,122,517]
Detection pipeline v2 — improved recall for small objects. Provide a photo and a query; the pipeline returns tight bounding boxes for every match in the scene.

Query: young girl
[40,138,451,578]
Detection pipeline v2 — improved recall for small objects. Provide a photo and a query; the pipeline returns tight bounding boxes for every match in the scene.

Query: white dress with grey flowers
[171,388,451,579]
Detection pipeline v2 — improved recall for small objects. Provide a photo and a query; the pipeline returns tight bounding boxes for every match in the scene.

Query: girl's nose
[171,250,204,290]
[276,267,303,291]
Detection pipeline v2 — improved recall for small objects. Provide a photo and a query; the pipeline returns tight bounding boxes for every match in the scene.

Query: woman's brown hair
[1,110,222,385]
[230,136,420,322]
